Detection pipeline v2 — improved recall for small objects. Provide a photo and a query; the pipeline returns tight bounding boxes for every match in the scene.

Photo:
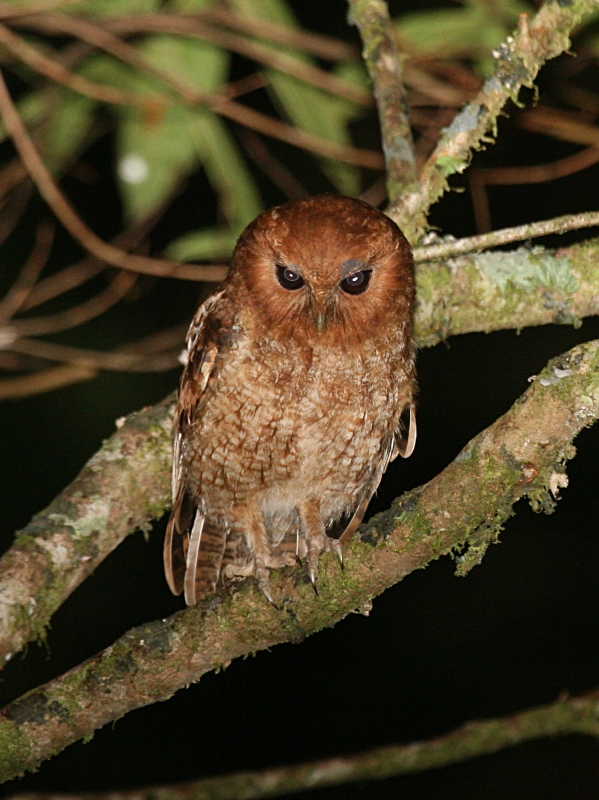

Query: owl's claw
[255,558,277,606]
[329,538,344,568]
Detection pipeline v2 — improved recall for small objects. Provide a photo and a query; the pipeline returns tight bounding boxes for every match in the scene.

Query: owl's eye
[276,264,305,291]
[340,270,371,295]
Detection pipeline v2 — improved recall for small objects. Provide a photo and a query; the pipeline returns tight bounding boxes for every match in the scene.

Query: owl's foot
[306,532,344,589]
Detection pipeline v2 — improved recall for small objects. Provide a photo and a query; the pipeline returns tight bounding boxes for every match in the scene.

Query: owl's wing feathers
[391,402,417,461]
[337,403,416,546]
[164,289,234,602]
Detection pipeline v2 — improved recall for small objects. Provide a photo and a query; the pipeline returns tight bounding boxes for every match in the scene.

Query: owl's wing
[164,288,233,603]
[337,403,416,545]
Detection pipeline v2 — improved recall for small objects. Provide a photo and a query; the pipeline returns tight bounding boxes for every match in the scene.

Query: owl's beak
[312,289,333,335]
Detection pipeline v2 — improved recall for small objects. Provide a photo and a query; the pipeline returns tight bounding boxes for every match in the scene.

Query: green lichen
[475,248,579,294]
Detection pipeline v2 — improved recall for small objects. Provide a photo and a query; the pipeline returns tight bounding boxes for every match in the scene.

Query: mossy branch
[1,340,599,782]
[385,0,594,242]
[6,686,599,800]
[348,0,418,204]
[0,395,174,666]
[414,235,599,347]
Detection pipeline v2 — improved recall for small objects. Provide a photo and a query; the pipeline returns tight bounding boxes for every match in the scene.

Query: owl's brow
[277,261,303,275]
[340,258,367,279]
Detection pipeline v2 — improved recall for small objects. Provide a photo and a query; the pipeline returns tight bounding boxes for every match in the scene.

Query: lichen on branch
[414,235,599,347]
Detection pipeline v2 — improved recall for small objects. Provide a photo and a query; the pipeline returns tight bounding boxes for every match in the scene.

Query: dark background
[1,1,599,797]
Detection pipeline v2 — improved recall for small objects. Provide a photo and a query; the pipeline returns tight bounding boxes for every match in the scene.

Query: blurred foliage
[4,0,599,263]
[396,0,531,74]
[0,0,373,262]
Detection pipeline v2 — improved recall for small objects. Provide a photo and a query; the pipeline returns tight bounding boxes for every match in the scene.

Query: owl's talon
[308,570,319,595]
[329,538,343,568]
[254,559,277,606]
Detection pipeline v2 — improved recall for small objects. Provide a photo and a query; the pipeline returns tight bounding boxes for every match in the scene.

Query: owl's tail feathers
[164,491,227,606]
[184,514,227,605]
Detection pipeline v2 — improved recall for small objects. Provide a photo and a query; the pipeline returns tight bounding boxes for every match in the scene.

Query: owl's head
[228,194,414,346]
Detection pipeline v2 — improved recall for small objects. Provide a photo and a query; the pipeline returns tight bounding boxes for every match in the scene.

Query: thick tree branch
[385,0,595,242]
[0,395,174,667]
[414,235,599,347]
[1,340,599,781]
[7,687,599,800]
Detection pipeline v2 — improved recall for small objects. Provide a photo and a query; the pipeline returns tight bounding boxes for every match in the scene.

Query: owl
[164,194,416,605]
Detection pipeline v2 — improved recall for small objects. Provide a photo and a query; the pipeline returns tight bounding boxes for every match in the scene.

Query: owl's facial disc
[272,254,376,335]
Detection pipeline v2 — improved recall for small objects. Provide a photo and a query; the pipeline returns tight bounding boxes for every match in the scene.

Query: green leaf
[113,34,225,220]
[42,90,97,172]
[66,0,160,17]
[112,35,261,225]
[166,227,238,261]
[167,0,221,9]
[117,104,202,221]
[187,113,262,230]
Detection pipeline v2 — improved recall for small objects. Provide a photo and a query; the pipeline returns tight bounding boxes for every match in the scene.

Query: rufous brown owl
[164,194,416,605]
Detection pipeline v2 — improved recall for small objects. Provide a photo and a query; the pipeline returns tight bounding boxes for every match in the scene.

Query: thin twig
[470,147,599,188]
[0,219,54,324]
[22,199,179,311]
[0,325,186,399]
[7,337,179,372]
[412,210,599,263]
[0,69,227,282]
[0,0,77,18]
[0,180,31,244]
[7,270,137,338]
[468,147,599,232]
[101,15,373,108]
[197,7,359,62]
[0,23,139,106]
[1,339,598,779]
[516,105,599,146]
[237,128,309,200]
[6,687,599,800]
[0,364,96,399]
[348,0,418,202]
